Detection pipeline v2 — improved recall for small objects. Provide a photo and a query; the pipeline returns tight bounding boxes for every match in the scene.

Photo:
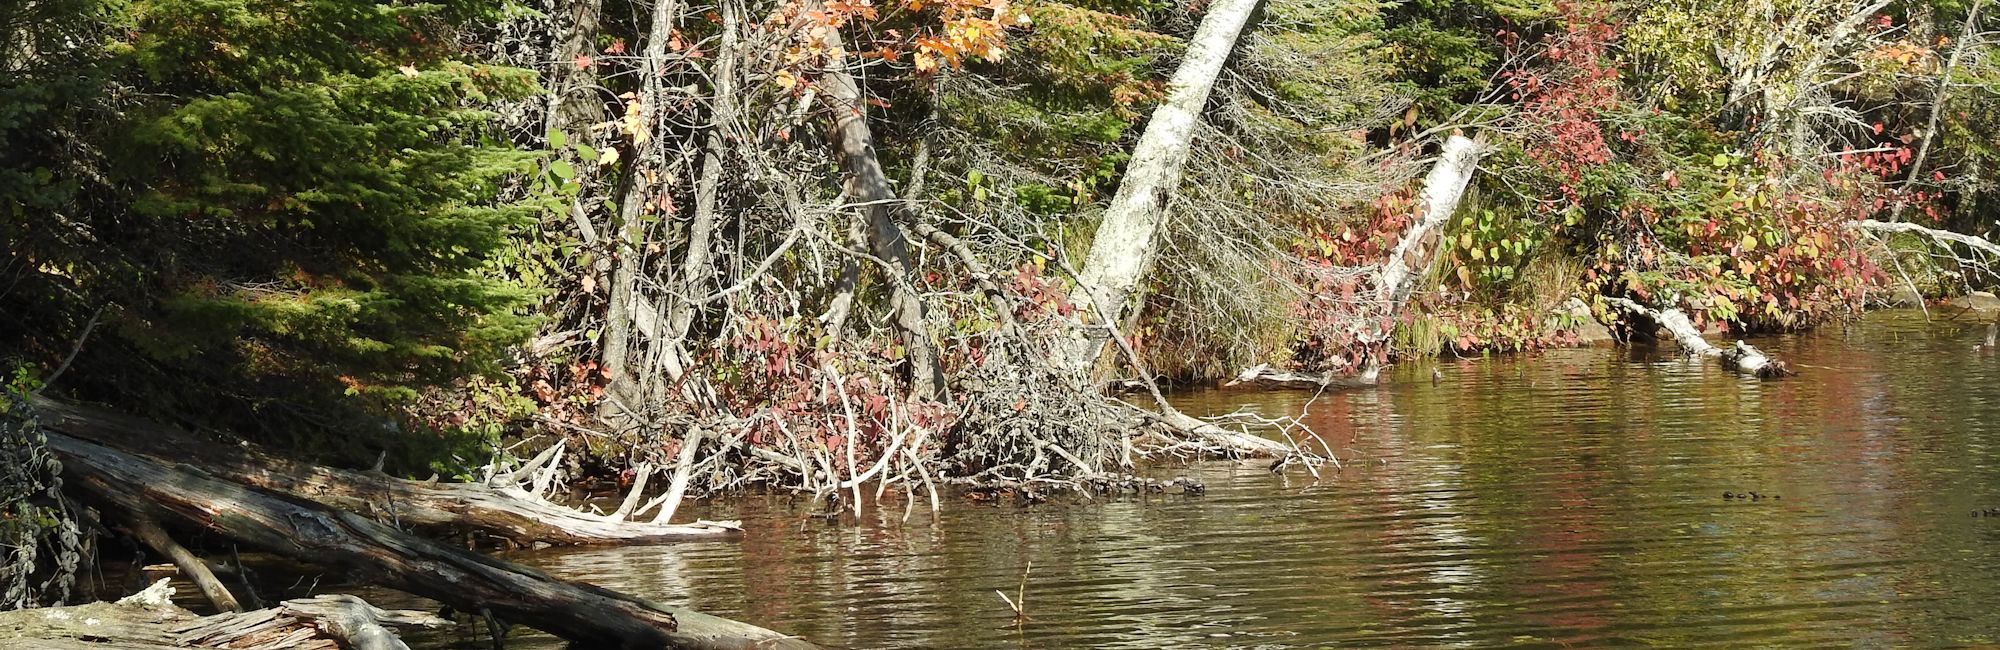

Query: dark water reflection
[409,311,2000,648]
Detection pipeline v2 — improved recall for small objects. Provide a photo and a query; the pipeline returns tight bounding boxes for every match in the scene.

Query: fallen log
[1604,297,1792,378]
[1223,363,1379,391]
[28,396,738,546]
[0,579,445,650]
[44,431,819,650]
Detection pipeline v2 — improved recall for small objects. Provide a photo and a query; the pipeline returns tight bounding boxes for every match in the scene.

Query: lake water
[405,310,2000,648]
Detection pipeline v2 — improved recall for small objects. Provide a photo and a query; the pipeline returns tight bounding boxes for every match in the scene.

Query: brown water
[403,311,2000,648]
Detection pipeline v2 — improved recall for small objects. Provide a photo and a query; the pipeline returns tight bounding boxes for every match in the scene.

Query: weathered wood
[1223,364,1380,391]
[45,432,819,650]
[1604,297,1792,378]
[0,581,441,650]
[1063,0,1264,375]
[1378,135,1485,312]
[276,595,448,650]
[1850,218,2000,259]
[125,517,240,614]
[30,397,739,546]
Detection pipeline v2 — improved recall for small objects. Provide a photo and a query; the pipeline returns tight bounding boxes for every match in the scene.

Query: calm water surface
[409,311,2000,648]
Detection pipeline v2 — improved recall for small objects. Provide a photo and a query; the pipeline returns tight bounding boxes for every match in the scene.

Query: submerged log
[44,432,819,650]
[1604,297,1792,378]
[1224,364,1379,391]
[0,580,444,650]
[29,397,738,546]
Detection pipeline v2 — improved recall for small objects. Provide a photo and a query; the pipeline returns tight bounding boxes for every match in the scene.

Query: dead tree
[46,431,818,650]
[31,397,739,546]
[817,33,946,399]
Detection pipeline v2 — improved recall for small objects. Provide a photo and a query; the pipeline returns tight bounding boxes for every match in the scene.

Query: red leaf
[573,54,594,69]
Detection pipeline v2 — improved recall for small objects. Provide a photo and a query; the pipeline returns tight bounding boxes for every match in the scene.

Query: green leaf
[575,144,599,163]
[1712,153,1731,167]
[550,160,575,181]
[548,129,568,149]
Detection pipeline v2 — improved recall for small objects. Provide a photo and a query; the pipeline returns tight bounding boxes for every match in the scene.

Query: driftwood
[0,580,444,650]
[1223,364,1379,391]
[29,397,739,546]
[1604,297,1792,378]
[43,431,818,650]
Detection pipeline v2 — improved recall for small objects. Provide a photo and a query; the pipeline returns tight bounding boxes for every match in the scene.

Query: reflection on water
[406,312,2000,648]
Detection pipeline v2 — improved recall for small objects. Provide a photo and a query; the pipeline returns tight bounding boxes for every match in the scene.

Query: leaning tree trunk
[45,432,817,650]
[1359,134,1485,380]
[1060,0,1264,378]
[818,38,945,399]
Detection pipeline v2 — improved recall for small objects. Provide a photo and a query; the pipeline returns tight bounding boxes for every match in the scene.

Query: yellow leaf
[1740,234,1757,251]
[398,65,420,77]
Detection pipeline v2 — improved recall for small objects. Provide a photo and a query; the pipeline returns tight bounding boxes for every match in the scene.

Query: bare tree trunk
[818,41,945,399]
[1225,135,1483,387]
[1061,0,1263,377]
[603,0,689,422]
[1890,0,1984,222]
[1377,135,1484,314]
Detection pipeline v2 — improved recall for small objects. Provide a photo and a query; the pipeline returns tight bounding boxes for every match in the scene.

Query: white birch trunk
[1061,0,1264,375]
[1378,135,1484,311]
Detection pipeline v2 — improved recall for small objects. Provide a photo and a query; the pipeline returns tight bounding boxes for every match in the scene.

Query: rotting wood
[1604,297,1792,378]
[125,517,241,614]
[0,580,444,650]
[45,432,820,650]
[30,397,740,546]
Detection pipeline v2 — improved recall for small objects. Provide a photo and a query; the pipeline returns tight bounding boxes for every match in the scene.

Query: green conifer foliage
[2,0,540,438]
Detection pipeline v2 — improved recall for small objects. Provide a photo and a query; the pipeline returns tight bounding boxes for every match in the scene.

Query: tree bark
[30,397,739,546]
[1378,135,1483,312]
[45,431,818,650]
[1061,0,1263,376]
[1851,218,2000,258]
[817,40,945,399]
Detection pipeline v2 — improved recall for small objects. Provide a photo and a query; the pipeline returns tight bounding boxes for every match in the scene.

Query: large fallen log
[28,397,737,546]
[0,579,445,650]
[44,431,819,650]
[1604,297,1792,378]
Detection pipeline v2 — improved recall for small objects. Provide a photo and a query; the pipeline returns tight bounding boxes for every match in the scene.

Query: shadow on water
[390,310,2000,648]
